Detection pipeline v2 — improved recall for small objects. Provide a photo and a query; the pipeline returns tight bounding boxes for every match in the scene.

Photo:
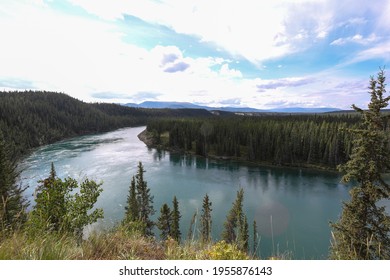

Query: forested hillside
[0,90,211,158]
[146,114,363,169]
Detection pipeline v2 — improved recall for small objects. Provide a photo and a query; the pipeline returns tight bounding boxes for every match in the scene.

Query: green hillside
[0,90,211,157]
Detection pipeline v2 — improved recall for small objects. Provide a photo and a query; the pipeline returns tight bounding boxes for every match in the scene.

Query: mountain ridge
[124,101,341,113]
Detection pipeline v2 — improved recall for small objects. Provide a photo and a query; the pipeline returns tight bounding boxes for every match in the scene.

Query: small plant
[206,240,249,260]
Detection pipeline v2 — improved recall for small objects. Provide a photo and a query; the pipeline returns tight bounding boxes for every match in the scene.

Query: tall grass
[0,231,81,259]
[0,226,255,260]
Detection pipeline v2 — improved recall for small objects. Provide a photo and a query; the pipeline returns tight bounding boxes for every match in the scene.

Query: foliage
[171,196,181,242]
[157,203,172,241]
[330,69,390,259]
[123,162,155,236]
[200,193,212,244]
[206,240,249,260]
[124,176,139,223]
[0,134,28,233]
[28,164,103,240]
[222,188,244,244]
[238,215,249,252]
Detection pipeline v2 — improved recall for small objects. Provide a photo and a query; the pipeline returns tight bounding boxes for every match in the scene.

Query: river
[18,126,351,259]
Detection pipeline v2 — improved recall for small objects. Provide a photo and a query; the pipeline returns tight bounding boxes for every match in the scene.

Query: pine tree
[0,135,28,232]
[135,162,155,236]
[238,215,249,252]
[157,203,172,240]
[200,193,212,243]
[124,176,138,223]
[330,69,390,259]
[221,188,244,244]
[171,196,181,242]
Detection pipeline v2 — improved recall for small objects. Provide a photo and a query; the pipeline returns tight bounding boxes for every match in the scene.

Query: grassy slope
[0,228,253,260]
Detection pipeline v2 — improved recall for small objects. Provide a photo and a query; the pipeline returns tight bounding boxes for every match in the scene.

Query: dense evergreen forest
[146,114,364,169]
[0,90,212,158]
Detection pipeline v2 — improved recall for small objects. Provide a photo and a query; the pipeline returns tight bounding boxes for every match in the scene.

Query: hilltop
[124,101,341,113]
[0,91,212,157]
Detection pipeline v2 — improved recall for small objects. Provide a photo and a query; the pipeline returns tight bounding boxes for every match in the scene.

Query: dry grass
[0,227,255,260]
[80,229,165,260]
[0,231,81,260]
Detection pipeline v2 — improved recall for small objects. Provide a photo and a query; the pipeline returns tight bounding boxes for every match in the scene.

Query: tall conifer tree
[222,188,244,244]
[331,69,390,259]
[200,194,212,243]
[157,203,172,240]
[171,196,181,242]
[0,135,28,232]
[135,162,155,236]
[124,176,138,223]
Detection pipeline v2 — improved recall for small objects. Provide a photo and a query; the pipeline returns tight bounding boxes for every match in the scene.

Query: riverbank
[137,129,156,147]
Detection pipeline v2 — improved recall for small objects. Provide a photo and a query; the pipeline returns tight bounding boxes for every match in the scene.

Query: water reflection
[151,148,166,161]
[168,153,242,172]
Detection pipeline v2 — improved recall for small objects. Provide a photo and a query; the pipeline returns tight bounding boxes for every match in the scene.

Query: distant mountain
[132,101,205,109]
[124,101,340,113]
[267,107,340,113]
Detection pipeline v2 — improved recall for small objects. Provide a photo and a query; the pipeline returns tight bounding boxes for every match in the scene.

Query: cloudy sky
[1,0,389,109]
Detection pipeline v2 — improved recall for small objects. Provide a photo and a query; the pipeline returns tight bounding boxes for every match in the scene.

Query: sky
[0,0,390,110]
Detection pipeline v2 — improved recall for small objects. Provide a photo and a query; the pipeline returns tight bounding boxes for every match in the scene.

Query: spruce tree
[200,193,212,243]
[157,203,172,240]
[330,69,390,259]
[135,162,155,236]
[222,188,244,244]
[171,196,181,242]
[124,176,138,223]
[0,135,28,232]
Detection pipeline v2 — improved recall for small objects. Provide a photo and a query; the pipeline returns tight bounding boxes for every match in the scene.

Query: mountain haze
[124,101,340,113]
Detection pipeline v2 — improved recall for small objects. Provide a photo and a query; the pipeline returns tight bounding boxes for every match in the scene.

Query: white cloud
[0,1,246,105]
[67,0,338,63]
[256,77,316,91]
[353,40,390,63]
[331,33,379,46]
[59,0,390,65]
[219,64,242,79]
[0,0,384,110]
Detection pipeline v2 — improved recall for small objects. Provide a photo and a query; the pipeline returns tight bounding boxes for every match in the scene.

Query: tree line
[146,113,363,169]
[0,90,212,158]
